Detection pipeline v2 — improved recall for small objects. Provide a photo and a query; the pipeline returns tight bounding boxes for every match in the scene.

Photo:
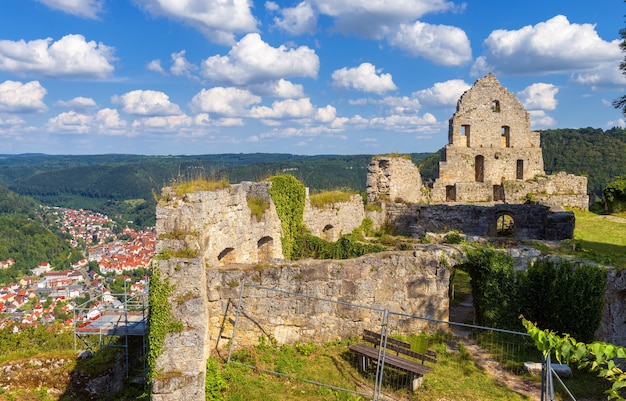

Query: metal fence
[225,282,574,400]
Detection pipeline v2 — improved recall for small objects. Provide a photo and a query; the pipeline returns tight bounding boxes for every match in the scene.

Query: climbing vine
[522,318,626,400]
[268,175,307,260]
[147,262,178,384]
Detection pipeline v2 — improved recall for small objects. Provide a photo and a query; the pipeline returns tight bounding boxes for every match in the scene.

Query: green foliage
[147,263,179,384]
[170,178,230,197]
[206,357,228,401]
[463,247,517,328]
[292,233,386,260]
[443,231,463,244]
[0,325,74,361]
[268,175,307,260]
[360,217,375,237]
[604,175,626,213]
[462,247,607,340]
[522,318,626,401]
[247,197,270,222]
[517,259,606,342]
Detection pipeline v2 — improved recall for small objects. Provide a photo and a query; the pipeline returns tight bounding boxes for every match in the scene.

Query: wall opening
[445,185,456,202]
[493,185,505,202]
[496,213,515,237]
[257,236,273,264]
[516,159,524,180]
[475,155,485,183]
[217,247,236,265]
[322,224,335,241]
[492,100,500,112]
[460,125,470,147]
[501,126,510,148]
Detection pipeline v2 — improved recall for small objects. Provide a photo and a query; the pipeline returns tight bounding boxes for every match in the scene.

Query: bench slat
[361,329,437,364]
[348,343,432,376]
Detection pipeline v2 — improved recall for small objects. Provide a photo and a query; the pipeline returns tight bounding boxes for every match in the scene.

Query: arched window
[496,214,515,237]
[217,247,235,264]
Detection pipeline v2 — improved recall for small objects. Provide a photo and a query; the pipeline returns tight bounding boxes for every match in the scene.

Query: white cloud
[517,83,559,110]
[133,0,258,45]
[96,108,128,135]
[113,90,183,116]
[190,87,261,116]
[147,59,165,74]
[606,118,626,129]
[472,15,621,76]
[367,113,439,133]
[45,111,91,134]
[0,34,115,79]
[132,115,193,130]
[57,96,97,110]
[332,63,397,94]
[202,33,319,85]
[387,22,471,66]
[272,2,317,35]
[529,110,556,129]
[570,63,626,89]
[413,79,471,107]
[36,0,104,19]
[170,50,197,77]
[311,0,456,38]
[0,80,47,113]
[315,105,336,122]
[250,98,315,119]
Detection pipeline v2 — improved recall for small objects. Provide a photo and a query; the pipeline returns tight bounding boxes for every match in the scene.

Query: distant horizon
[1,1,625,155]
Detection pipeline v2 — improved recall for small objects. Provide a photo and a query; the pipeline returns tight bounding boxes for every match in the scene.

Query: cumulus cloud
[0,34,115,79]
[113,90,183,116]
[472,15,621,76]
[311,0,456,38]
[315,105,336,123]
[413,79,471,107]
[170,50,197,77]
[249,98,316,119]
[332,63,397,94]
[202,33,319,85]
[147,59,165,74]
[95,108,128,135]
[606,118,626,129]
[57,96,97,110]
[0,80,47,113]
[529,110,556,129]
[272,1,317,35]
[517,83,559,110]
[133,0,258,45]
[36,0,104,19]
[45,111,91,134]
[131,115,193,130]
[367,113,439,133]
[570,63,626,89]
[387,22,472,66]
[190,87,261,116]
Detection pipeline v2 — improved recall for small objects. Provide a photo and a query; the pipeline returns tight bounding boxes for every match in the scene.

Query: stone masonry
[366,156,425,204]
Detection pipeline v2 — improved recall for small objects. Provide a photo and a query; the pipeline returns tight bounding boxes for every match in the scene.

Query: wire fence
[225,282,575,400]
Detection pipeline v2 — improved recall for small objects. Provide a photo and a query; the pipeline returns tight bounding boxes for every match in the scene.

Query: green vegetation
[308,190,355,209]
[268,175,307,261]
[462,247,606,341]
[170,178,230,197]
[247,197,270,222]
[293,234,386,260]
[604,175,626,213]
[0,325,74,364]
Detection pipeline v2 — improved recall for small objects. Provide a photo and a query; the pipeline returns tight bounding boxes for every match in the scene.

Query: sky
[0,1,625,156]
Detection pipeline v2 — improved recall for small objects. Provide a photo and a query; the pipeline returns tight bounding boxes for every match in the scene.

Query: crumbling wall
[503,172,589,209]
[366,156,424,204]
[303,194,365,241]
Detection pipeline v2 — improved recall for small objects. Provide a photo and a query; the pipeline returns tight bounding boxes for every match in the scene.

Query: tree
[614,2,626,116]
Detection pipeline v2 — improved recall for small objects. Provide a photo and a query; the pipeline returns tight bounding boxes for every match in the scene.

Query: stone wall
[503,172,589,209]
[384,203,574,240]
[366,156,424,204]
[156,182,284,266]
[303,194,365,241]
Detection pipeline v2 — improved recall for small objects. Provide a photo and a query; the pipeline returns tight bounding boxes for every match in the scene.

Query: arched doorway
[217,247,235,265]
[496,213,515,237]
[257,236,273,264]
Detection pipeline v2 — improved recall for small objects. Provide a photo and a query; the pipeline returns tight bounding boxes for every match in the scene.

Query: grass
[170,178,230,197]
[247,197,270,222]
[531,209,626,268]
[309,191,356,209]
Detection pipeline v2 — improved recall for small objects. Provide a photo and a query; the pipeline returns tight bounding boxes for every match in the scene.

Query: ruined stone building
[428,73,588,209]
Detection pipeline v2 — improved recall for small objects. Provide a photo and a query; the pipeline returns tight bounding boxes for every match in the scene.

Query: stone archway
[322,224,335,241]
[217,247,235,265]
[495,213,515,237]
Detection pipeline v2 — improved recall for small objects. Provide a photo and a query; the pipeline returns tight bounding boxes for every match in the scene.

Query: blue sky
[0,0,625,155]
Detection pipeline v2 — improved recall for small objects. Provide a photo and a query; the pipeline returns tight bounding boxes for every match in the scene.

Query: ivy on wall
[268,175,307,260]
[462,246,606,341]
[146,262,177,384]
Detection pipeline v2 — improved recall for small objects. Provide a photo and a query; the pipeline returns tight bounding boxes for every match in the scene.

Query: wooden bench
[349,330,437,391]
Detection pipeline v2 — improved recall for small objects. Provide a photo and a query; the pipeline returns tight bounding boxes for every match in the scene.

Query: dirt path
[448,297,542,401]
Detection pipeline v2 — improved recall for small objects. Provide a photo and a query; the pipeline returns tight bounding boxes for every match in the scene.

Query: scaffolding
[73,286,148,379]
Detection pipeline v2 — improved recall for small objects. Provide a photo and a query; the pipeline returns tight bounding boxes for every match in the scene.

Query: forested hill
[0,127,624,227]
[539,127,626,197]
